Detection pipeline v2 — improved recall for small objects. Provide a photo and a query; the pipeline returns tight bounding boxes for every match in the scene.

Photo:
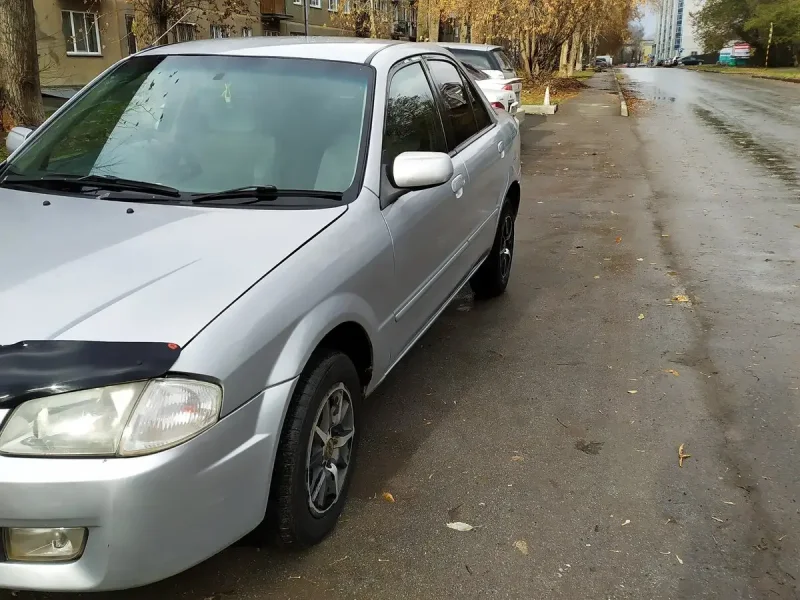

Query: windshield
[6,55,373,197]
[449,49,495,71]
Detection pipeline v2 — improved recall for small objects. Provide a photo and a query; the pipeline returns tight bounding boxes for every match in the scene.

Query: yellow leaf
[673,294,690,303]
[664,369,679,376]
[382,492,395,503]
[638,313,645,320]
[615,236,622,244]
[627,390,638,394]
[513,540,529,555]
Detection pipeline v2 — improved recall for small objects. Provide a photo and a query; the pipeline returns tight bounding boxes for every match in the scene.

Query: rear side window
[492,49,515,71]
[383,62,447,166]
[426,59,479,150]
[464,78,492,131]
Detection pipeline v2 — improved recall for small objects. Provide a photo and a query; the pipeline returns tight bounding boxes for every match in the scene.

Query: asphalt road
[2,70,799,599]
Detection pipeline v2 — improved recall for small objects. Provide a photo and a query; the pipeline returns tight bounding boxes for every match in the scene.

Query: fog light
[4,527,87,562]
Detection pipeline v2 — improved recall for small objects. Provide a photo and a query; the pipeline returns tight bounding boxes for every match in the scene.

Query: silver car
[0,37,521,591]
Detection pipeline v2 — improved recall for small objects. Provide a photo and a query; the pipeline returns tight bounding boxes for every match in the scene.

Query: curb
[521,104,558,115]
[612,69,629,117]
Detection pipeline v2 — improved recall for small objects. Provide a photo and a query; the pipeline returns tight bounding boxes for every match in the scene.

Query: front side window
[62,11,101,55]
[426,59,478,150]
[383,62,447,167]
[6,55,372,198]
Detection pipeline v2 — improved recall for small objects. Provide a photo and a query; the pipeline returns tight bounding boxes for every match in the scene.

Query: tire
[471,200,515,299]
[272,351,362,548]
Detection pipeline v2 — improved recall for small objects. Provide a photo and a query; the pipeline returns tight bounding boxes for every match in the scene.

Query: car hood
[0,189,346,346]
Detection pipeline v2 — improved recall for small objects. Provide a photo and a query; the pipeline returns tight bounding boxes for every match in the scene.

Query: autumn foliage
[332,0,641,75]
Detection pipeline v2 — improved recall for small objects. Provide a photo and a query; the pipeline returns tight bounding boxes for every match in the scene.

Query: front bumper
[0,378,296,592]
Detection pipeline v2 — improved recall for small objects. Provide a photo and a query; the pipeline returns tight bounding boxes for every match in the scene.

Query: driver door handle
[498,140,505,157]
[451,173,465,198]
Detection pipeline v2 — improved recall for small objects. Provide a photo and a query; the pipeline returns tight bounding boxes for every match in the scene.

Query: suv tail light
[502,84,513,91]
[490,101,505,111]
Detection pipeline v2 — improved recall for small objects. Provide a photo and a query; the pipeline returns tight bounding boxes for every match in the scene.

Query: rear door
[425,57,507,269]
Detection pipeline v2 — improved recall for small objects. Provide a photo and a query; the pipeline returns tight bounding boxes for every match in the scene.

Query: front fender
[268,293,384,389]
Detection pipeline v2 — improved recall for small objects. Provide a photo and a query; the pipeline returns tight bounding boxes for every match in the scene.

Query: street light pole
[304,0,309,35]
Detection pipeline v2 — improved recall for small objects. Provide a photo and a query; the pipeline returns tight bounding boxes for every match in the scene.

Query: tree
[131,0,257,47]
[0,0,45,130]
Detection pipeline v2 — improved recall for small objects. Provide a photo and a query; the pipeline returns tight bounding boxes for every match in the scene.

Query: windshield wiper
[0,173,181,198]
[190,186,343,204]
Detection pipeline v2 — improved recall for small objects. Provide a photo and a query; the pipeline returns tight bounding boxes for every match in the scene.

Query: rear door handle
[451,173,465,198]
[498,141,505,157]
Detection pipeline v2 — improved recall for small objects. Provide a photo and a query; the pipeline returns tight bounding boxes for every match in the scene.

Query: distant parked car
[680,56,704,66]
[656,59,665,66]
[594,58,609,71]
[461,61,522,123]
[438,42,522,106]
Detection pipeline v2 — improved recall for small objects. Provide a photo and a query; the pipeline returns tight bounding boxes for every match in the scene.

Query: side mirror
[392,152,454,190]
[5,126,34,155]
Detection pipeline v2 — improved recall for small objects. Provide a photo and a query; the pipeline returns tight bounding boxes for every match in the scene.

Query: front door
[380,59,471,358]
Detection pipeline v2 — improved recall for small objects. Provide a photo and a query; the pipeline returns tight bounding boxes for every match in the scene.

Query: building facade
[653,0,701,61]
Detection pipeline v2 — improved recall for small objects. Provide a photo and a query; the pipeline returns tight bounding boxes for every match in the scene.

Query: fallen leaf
[638,313,645,320]
[678,444,691,467]
[723,501,735,505]
[664,369,680,376]
[637,258,644,262]
[673,294,690,303]
[382,492,395,503]
[712,516,724,522]
[511,455,524,462]
[513,540,529,555]
[621,519,631,526]
[615,236,622,244]
[594,275,601,279]
[675,554,683,565]
[661,234,670,237]
[446,522,475,532]
[628,390,638,394]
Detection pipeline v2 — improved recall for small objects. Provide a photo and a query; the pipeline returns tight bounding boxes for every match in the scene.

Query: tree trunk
[558,39,569,76]
[369,0,377,38]
[0,0,45,129]
[575,40,584,71]
[521,31,535,79]
[567,30,580,76]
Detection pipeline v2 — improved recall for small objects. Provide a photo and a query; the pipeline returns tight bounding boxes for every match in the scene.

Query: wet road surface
[2,70,800,599]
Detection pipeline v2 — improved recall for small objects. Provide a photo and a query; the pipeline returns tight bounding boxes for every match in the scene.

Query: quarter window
[383,62,447,168]
[426,59,478,150]
[61,11,101,55]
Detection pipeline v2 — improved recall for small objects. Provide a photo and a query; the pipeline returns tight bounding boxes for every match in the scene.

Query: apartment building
[653,0,701,61]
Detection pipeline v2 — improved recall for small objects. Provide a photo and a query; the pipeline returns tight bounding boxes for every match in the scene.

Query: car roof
[437,42,503,52]
[137,36,445,64]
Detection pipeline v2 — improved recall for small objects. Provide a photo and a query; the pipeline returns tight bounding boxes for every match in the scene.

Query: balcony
[260,0,290,17]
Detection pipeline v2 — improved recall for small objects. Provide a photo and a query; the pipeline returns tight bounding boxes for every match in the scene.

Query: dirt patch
[521,75,588,105]
[618,78,651,115]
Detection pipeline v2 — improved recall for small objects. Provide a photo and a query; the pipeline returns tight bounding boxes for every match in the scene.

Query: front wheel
[471,200,515,299]
[272,351,362,548]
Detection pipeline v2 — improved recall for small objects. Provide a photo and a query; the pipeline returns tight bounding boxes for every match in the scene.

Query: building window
[61,11,101,55]
[344,0,351,12]
[310,0,321,8]
[328,0,338,11]
[242,27,253,36]
[124,14,137,55]
[294,0,302,4]
[172,23,196,43]
[210,24,229,38]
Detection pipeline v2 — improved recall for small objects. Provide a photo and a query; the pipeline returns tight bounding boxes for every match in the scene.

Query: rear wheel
[471,200,515,299]
[272,351,361,548]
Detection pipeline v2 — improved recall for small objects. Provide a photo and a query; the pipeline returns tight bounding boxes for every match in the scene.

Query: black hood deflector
[0,341,182,410]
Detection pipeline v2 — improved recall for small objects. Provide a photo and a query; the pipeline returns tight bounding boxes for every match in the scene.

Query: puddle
[692,105,800,191]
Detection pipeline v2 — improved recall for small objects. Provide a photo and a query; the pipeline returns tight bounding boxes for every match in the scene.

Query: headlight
[0,378,222,457]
